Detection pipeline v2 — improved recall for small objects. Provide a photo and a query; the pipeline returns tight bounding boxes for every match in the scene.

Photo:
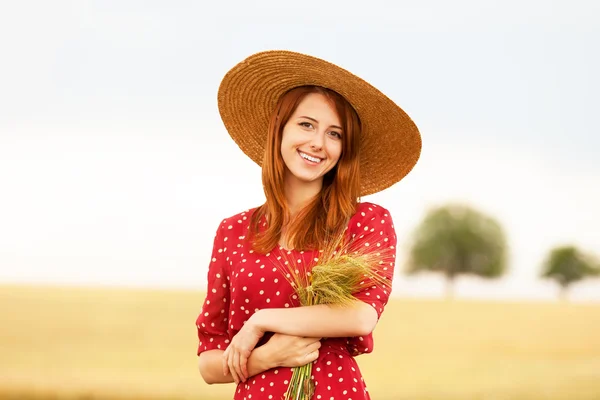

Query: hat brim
[218,50,421,196]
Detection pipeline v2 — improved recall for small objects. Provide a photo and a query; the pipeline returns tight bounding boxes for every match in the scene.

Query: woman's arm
[249,301,378,338]
[200,334,322,384]
[199,347,270,384]
[222,301,378,381]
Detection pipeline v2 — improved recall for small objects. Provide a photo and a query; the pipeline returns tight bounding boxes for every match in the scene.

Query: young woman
[196,51,421,399]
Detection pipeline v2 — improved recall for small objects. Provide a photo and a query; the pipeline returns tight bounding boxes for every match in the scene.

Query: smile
[298,151,323,164]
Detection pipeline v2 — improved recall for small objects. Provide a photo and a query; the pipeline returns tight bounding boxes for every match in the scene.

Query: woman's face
[280,92,343,187]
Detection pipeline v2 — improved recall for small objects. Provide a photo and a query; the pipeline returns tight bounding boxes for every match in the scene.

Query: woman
[196,51,421,399]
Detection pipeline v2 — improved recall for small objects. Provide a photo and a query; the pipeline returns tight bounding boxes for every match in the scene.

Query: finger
[240,351,249,381]
[299,338,321,349]
[305,349,319,364]
[305,341,321,354]
[222,349,229,376]
[228,352,240,384]
[302,336,322,345]
[233,351,244,383]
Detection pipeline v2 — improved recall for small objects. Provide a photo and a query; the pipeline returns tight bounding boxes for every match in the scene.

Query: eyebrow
[300,116,343,131]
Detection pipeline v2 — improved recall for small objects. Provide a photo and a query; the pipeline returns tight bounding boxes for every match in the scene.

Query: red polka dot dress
[196,202,397,400]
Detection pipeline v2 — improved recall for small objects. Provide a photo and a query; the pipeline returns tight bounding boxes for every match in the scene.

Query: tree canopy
[406,203,508,297]
[541,245,600,299]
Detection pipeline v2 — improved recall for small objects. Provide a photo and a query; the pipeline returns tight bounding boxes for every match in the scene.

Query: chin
[291,172,322,184]
[297,176,320,183]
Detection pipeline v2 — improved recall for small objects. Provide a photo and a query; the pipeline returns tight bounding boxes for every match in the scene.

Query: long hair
[249,86,362,253]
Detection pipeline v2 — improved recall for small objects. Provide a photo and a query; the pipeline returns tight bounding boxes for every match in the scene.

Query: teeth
[299,152,321,163]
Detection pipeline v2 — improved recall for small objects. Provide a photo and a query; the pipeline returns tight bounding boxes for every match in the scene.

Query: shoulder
[217,207,257,227]
[352,201,393,222]
[347,201,396,236]
[213,207,260,237]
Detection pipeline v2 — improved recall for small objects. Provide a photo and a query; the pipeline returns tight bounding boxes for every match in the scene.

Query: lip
[297,150,324,161]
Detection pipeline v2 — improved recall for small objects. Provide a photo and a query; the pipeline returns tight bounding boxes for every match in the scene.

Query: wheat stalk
[277,232,393,400]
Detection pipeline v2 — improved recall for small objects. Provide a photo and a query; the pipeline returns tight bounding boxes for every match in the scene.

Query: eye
[328,131,342,139]
[299,122,314,129]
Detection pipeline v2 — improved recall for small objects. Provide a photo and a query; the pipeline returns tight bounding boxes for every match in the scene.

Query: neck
[283,174,323,216]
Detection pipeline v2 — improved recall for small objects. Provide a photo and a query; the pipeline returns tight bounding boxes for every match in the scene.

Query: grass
[0,284,599,400]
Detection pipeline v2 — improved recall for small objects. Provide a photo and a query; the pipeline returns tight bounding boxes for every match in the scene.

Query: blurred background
[1,1,599,399]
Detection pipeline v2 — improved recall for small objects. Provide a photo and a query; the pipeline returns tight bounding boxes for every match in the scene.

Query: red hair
[249,86,362,253]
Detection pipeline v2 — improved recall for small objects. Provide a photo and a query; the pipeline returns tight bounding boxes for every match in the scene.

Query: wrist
[248,309,267,335]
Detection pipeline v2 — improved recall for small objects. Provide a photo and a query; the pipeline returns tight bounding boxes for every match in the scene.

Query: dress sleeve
[348,204,397,318]
[195,221,231,356]
[346,204,397,356]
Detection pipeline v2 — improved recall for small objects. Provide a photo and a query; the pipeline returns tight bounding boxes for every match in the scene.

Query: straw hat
[218,50,421,196]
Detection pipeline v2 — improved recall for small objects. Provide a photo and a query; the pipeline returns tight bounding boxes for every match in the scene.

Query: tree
[406,203,508,298]
[541,246,600,301]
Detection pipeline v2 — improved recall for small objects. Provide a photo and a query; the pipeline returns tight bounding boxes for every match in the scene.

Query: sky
[0,0,599,301]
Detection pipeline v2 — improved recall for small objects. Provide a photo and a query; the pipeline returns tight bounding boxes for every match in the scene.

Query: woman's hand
[222,316,265,384]
[262,333,321,368]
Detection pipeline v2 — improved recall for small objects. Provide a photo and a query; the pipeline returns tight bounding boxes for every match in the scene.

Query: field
[0,284,599,400]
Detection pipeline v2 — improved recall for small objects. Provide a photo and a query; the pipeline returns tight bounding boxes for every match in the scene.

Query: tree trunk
[445,275,455,300]
[559,285,569,302]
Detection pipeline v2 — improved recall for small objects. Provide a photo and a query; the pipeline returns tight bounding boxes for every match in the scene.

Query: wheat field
[0,284,599,400]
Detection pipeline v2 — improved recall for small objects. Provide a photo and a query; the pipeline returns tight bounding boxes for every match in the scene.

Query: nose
[309,130,325,151]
